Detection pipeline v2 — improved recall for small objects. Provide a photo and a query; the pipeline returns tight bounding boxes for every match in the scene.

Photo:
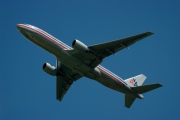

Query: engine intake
[43,63,57,76]
[72,39,89,52]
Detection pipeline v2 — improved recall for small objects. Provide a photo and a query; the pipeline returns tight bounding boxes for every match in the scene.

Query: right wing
[56,60,83,101]
[88,32,153,59]
[67,32,153,68]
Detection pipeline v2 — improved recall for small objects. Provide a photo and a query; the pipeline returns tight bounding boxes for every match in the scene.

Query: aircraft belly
[57,50,92,76]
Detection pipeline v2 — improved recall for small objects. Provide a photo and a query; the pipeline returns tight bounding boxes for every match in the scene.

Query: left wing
[56,60,83,101]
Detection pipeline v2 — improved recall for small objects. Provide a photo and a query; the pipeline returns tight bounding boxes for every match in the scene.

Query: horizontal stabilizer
[125,95,136,108]
[131,83,162,94]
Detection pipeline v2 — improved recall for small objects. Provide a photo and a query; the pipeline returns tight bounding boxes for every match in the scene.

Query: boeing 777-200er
[17,24,162,108]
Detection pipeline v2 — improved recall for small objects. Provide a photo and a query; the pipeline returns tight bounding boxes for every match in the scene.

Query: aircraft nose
[16,24,23,29]
[16,24,26,31]
[16,24,31,39]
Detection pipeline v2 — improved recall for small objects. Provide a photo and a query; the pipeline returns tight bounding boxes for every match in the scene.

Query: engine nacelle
[72,39,89,52]
[42,63,57,76]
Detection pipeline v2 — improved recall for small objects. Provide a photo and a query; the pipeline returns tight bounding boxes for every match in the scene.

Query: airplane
[16,24,162,108]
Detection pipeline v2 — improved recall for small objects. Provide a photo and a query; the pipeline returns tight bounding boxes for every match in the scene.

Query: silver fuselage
[17,24,142,98]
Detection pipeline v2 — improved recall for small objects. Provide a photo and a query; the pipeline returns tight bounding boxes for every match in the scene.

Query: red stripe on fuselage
[19,24,71,50]
[97,66,126,86]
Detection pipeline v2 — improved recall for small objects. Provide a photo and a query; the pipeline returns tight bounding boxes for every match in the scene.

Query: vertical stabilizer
[124,74,146,87]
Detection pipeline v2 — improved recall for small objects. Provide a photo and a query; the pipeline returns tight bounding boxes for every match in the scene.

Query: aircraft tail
[124,74,146,87]
[125,83,162,108]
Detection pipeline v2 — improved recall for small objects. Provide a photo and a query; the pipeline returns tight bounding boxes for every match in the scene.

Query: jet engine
[72,39,89,52]
[43,63,57,76]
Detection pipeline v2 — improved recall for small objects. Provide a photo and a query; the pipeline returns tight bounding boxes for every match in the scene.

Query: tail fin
[124,83,162,108]
[124,74,146,87]
[131,83,162,94]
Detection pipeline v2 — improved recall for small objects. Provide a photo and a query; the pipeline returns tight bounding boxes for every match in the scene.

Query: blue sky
[1,0,180,119]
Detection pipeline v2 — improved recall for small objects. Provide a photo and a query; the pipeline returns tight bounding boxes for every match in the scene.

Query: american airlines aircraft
[17,24,162,108]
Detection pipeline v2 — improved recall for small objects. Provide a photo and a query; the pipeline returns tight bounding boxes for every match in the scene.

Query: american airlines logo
[129,78,138,86]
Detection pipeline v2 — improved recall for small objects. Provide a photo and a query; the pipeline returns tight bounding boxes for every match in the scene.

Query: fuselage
[16,24,141,98]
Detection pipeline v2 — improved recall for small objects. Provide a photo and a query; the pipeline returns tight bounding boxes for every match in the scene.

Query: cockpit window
[25,24,31,26]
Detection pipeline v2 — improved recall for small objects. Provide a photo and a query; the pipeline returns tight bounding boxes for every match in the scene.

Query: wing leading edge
[88,32,153,59]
